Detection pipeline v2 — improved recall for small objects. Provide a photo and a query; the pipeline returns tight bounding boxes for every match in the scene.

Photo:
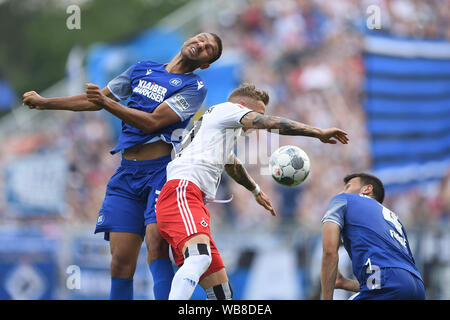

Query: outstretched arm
[224,155,276,216]
[23,87,116,112]
[240,111,349,144]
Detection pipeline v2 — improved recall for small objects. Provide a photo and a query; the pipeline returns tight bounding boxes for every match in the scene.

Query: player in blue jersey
[321,173,425,300]
[22,32,223,300]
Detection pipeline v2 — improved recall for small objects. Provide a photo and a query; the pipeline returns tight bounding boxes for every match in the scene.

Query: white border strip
[365,36,450,59]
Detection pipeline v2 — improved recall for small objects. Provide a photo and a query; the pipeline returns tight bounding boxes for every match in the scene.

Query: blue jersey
[106,60,207,154]
[322,193,422,284]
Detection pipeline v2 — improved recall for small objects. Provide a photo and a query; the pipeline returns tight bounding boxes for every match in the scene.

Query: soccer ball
[269,145,310,187]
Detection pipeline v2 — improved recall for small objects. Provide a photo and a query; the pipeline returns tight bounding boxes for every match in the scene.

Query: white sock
[168,246,212,300]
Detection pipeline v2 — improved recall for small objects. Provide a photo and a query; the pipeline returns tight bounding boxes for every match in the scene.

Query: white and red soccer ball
[269,145,310,187]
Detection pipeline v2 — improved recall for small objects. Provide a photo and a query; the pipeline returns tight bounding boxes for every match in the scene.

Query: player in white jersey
[156,83,349,300]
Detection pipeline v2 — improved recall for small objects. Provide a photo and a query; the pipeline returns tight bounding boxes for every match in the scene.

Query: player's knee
[184,243,212,274]
[110,253,137,278]
[206,282,233,300]
[146,224,170,262]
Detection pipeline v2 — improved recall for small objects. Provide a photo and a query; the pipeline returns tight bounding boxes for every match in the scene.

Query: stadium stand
[0,0,449,299]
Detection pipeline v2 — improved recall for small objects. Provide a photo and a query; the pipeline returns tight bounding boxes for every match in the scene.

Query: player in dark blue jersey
[23,32,223,300]
[321,173,425,300]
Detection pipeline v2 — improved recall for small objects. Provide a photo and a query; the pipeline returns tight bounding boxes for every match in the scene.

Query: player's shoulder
[209,101,244,113]
[340,193,379,208]
[203,102,228,115]
[133,60,157,68]
[183,73,207,92]
[330,193,350,203]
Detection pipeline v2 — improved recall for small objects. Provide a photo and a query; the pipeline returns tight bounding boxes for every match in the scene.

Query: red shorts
[156,179,225,281]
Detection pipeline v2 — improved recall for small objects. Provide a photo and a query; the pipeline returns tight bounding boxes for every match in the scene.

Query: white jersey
[167,102,253,200]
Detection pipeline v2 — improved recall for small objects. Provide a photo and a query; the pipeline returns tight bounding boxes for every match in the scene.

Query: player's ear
[199,63,210,70]
[361,184,373,196]
[238,99,247,106]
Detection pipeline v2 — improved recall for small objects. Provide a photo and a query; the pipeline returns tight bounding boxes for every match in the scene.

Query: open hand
[254,190,277,216]
[318,128,349,144]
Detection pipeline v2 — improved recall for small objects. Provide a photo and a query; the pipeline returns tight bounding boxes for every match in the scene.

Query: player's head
[227,83,269,114]
[342,173,385,203]
[180,32,222,70]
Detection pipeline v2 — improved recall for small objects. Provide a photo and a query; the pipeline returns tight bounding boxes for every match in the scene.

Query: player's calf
[169,243,212,300]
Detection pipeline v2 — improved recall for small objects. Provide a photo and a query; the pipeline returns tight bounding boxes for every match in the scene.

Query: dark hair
[228,83,270,105]
[208,33,223,64]
[344,173,385,203]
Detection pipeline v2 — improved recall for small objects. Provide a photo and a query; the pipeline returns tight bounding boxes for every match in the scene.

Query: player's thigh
[199,268,229,290]
[95,178,147,240]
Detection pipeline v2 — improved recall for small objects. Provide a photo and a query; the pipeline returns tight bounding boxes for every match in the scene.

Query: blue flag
[363,34,450,192]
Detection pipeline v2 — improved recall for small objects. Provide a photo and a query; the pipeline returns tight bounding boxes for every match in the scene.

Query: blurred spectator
[0,0,449,300]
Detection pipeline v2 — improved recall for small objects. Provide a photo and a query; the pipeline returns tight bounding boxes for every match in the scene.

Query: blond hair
[228,83,270,105]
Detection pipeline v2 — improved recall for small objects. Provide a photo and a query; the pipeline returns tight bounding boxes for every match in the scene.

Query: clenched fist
[85,83,107,107]
[23,91,47,109]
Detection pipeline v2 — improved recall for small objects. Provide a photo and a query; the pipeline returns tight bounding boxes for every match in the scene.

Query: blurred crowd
[1,0,449,230]
[202,0,450,230]
[0,0,449,300]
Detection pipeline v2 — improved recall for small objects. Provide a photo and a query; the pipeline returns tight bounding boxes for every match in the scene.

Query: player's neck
[165,54,196,74]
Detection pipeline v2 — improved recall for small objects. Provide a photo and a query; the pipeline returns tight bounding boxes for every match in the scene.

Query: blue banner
[363,35,450,192]
[0,233,58,300]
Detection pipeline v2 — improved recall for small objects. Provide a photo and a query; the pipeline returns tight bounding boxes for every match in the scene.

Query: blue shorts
[352,267,425,300]
[94,155,171,241]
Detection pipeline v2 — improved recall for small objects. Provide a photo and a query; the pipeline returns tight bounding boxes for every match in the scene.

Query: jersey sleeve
[321,194,347,229]
[219,103,253,128]
[106,65,135,101]
[165,81,207,121]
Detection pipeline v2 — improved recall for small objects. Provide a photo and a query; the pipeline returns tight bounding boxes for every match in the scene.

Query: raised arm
[240,111,349,144]
[23,87,116,112]
[224,155,276,216]
[84,83,181,134]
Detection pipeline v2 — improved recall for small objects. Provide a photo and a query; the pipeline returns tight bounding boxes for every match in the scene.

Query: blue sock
[150,258,175,300]
[110,277,133,300]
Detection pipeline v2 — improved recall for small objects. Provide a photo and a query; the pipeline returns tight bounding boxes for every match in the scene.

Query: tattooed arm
[240,111,349,144]
[224,155,257,192]
[225,155,276,216]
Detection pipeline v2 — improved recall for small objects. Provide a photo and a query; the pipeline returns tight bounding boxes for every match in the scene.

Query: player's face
[342,177,373,197]
[342,177,363,194]
[180,33,219,68]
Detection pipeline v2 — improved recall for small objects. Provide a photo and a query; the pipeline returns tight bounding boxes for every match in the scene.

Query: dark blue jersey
[322,193,422,284]
[106,60,207,154]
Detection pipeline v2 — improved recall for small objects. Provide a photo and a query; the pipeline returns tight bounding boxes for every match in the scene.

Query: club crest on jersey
[169,78,183,87]
[200,218,208,227]
[97,214,105,225]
